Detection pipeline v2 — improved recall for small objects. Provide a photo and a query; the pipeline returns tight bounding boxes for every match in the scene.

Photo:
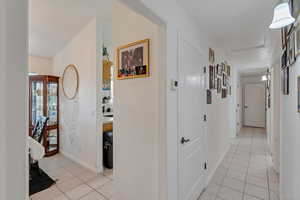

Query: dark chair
[30,116,49,176]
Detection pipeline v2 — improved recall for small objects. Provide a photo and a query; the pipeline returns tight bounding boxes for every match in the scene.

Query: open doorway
[240,71,267,128]
[27,0,166,199]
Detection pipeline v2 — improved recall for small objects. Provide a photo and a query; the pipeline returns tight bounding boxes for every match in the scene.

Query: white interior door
[244,83,266,128]
[178,35,206,200]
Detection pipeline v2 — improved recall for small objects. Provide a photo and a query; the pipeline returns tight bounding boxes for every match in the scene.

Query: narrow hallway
[199,127,279,200]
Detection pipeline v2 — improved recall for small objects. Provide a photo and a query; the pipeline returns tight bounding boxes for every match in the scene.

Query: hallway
[199,127,279,200]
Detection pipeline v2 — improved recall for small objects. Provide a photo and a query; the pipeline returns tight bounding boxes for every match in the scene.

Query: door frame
[177,32,208,200]
[243,82,266,128]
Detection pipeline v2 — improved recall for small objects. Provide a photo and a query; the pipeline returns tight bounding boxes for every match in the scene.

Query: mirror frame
[62,64,79,100]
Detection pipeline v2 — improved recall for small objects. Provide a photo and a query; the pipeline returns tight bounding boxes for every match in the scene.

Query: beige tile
[222,177,244,192]
[246,175,267,189]
[65,184,93,200]
[86,175,111,189]
[245,183,268,200]
[79,191,106,200]
[31,186,63,200]
[96,181,115,199]
[53,194,69,200]
[217,186,243,200]
[243,194,261,200]
[77,170,98,182]
[56,176,83,193]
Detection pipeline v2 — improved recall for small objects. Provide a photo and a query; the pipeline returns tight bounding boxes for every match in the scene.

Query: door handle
[181,137,190,144]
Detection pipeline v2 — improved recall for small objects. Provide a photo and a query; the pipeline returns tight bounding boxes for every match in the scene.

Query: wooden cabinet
[29,75,60,157]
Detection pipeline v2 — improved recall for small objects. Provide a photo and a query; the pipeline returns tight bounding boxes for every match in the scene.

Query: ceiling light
[262,75,268,81]
[269,2,295,29]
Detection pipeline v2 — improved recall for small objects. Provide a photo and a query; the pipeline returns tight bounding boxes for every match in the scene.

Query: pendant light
[269,2,295,29]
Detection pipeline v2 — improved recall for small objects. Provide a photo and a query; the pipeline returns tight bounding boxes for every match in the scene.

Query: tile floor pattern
[198,127,280,200]
[30,154,114,200]
[32,127,279,200]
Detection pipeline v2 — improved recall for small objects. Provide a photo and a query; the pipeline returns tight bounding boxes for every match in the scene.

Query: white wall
[279,56,300,200]
[112,2,161,200]
[0,0,27,199]
[28,55,53,75]
[119,1,237,199]
[53,19,102,172]
[206,58,238,182]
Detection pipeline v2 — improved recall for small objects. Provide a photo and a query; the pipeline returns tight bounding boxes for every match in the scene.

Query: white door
[178,35,206,200]
[244,83,266,128]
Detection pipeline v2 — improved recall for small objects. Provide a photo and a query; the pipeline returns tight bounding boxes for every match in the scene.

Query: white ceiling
[176,0,280,70]
[29,0,112,58]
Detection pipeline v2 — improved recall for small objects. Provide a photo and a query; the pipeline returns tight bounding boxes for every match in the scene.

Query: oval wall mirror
[62,64,79,100]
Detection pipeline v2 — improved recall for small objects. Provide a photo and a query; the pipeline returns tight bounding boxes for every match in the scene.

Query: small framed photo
[295,25,300,57]
[209,48,215,64]
[221,88,227,99]
[287,32,296,66]
[207,90,212,104]
[226,65,231,77]
[209,65,215,89]
[116,39,150,79]
[282,28,287,49]
[281,48,288,69]
[222,73,227,87]
[282,67,290,95]
[217,78,222,93]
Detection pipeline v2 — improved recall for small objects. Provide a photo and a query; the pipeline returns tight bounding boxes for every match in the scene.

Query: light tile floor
[30,154,114,200]
[32,127,279,200]
[198,127,280,200]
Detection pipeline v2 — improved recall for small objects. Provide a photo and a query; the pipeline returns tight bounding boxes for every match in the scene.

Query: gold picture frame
[62,64,80,100]
[116,39,150,80]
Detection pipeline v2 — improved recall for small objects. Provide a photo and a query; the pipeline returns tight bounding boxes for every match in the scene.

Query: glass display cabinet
[29,75,60,157]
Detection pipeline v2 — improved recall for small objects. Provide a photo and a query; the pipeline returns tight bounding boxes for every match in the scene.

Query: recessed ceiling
[29,0,112,58]
[176,0,279,70]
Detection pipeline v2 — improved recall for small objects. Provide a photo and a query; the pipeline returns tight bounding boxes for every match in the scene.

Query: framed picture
[287,31,296,66]
[298,76,300,112]
[226,65,231,77]
[116,39,150,79]
[216,64,222,75]
[282,67,290,95]
[295,25,300,57]
[207,90,212,104]
[281,48,288,69]
[217,78,222,93]
[282,28,288,49]
[222,73,227,87]
[221,88,227,99]
[209,48,215,64]
[209,65,215,89]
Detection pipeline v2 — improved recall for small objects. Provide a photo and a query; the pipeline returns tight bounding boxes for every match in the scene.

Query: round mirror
[62,64,79,100]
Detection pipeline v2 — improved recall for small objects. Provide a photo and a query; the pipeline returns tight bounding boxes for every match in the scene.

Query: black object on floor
[29,168,55,196]
[103,131,113,169]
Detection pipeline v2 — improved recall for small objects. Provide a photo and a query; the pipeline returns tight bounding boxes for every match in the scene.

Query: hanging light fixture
[269,2,295,29]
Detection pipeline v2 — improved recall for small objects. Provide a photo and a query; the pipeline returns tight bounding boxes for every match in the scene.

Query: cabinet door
[31,80,44,126]
[46,129,58,153]
[47,81,58,126]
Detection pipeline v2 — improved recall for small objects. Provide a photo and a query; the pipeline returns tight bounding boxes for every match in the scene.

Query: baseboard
[206,144,231,186]
[60,150,98,173]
